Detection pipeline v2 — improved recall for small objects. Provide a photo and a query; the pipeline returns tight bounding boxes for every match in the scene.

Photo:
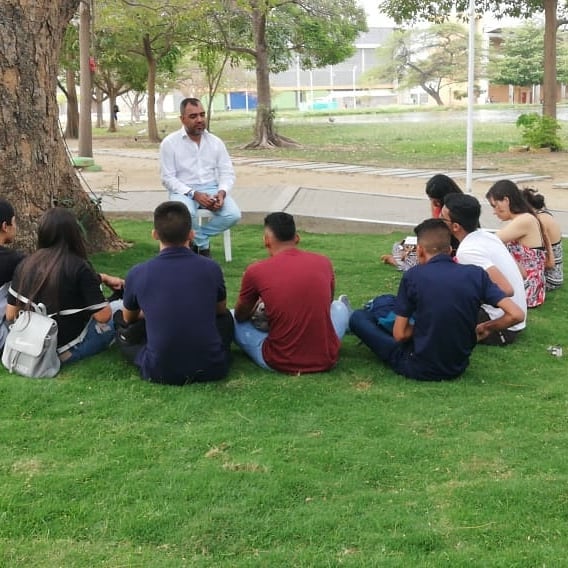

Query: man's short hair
[414,218,451,255]
[444,193,481,233]
[180,97,201,115]
[0,199,15,226]
[264,212,296,242]
[154,201,192,245]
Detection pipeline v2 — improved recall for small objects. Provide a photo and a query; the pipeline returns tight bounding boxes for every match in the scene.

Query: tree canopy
[379,0,568,118]
[489,21,568,85]
[365,23,476,106]
[196,0,368,147]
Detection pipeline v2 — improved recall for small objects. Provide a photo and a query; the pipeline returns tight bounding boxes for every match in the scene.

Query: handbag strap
[8,287,108,317]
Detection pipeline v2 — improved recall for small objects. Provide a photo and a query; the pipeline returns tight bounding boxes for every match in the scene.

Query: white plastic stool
[197,209,232,262]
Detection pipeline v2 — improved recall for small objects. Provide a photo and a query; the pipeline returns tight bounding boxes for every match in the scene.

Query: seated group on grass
[0,176,563,385]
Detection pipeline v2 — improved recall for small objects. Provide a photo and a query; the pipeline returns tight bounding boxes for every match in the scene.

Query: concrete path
[86,149,568,236]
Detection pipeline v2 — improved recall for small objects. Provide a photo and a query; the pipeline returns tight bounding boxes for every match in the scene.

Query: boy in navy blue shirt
[117,201,233,385]
[350,219,524,381]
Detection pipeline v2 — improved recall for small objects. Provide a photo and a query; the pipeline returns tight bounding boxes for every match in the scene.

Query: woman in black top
[6,207,123,364]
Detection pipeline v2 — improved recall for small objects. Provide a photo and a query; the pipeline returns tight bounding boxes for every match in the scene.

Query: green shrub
[516,112,562,150]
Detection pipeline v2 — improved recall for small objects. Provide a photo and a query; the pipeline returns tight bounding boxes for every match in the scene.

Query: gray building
[270,27,396,109]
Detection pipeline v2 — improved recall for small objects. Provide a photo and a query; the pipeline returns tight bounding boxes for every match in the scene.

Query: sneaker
[338,294,353,334]
[338,294,353,317]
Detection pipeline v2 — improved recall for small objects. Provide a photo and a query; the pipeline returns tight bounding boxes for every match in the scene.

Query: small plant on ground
[516,112,562,150]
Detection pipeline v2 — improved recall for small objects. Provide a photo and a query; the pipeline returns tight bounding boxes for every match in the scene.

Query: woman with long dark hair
[522,187,563,291]
[6,207,123,364]
[486,180,551,307]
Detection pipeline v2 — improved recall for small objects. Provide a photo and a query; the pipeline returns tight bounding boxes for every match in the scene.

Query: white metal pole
[296,54,301,109]
[466,0,476,193]
[352,66,357,109]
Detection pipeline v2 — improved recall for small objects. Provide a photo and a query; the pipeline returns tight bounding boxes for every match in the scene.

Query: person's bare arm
[122,306,142,324]
[100,273,124,291]
[476,297,524,342]
[496,215,532,244]
[5,304,20,322]
[393,315,414,342]
[234,297,258,322]
[486,265,513,297]
[216,298,227,315]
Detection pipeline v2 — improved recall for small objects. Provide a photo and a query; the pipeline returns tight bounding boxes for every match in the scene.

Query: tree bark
[0,0,124,253]
[421,83,444,106]
[95,86,105,129]
[543,0,558,119]
[245,3,300,149]
[143,34,160,143]
[64,67,80,139]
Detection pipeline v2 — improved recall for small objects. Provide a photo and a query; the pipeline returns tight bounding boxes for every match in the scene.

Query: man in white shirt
[160,98,241,257]
[442,193,527,346]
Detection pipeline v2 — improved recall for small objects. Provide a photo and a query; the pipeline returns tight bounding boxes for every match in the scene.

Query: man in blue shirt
[117,201,233,385]
[350,219,524,381]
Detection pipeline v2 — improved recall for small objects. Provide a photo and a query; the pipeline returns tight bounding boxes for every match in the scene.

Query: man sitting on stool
[160,97,241,257]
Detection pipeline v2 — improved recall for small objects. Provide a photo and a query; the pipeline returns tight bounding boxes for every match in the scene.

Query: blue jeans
[233,300,350,370]
[65,318,116,364]
[64,301,122,364]
[169,185,241,250]
[349,309,402,363]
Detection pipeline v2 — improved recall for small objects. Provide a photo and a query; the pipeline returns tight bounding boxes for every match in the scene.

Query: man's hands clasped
[193,190,226,211]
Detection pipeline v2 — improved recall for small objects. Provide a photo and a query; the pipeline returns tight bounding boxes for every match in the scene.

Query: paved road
[84,149,568,236]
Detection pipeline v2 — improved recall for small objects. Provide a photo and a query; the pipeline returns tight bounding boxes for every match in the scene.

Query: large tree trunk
[64,67,79,139]
[143,34,160,143]
[245,4,299,149]
[543,0,558,119]
[0,0,124,253]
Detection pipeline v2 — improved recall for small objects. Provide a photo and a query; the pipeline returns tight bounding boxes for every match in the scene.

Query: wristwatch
[186,188,195,199]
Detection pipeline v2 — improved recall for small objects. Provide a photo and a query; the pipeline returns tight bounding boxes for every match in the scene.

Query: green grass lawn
[1,221,567,566]
[101,104,568,174]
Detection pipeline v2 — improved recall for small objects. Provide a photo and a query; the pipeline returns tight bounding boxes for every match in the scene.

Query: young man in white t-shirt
[442,193,527,346]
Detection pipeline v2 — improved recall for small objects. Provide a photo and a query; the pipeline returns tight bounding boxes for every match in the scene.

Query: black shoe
[191,244,211,258]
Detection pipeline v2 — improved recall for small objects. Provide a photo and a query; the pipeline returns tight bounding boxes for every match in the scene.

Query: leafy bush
[516,112,562,150]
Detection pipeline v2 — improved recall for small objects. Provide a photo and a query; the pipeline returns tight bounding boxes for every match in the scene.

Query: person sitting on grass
[381,173,463,271]
[486,180,552,308]
[350,218,524,381]
[233,212,351,375]
[6,207,124,364]
[0,199,25,349]
[442,193,527,346]
[116,201,234,386]
[522,187,563,291]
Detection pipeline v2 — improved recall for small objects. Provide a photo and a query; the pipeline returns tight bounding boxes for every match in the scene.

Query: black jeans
[114,310,234,383]
[477,308,521,347]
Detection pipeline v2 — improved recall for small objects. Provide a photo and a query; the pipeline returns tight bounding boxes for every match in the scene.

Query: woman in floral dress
[486,180,551,308]
[522,187,563,291]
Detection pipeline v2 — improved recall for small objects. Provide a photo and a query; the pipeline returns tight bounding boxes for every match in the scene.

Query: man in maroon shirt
[233,212,350,374]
